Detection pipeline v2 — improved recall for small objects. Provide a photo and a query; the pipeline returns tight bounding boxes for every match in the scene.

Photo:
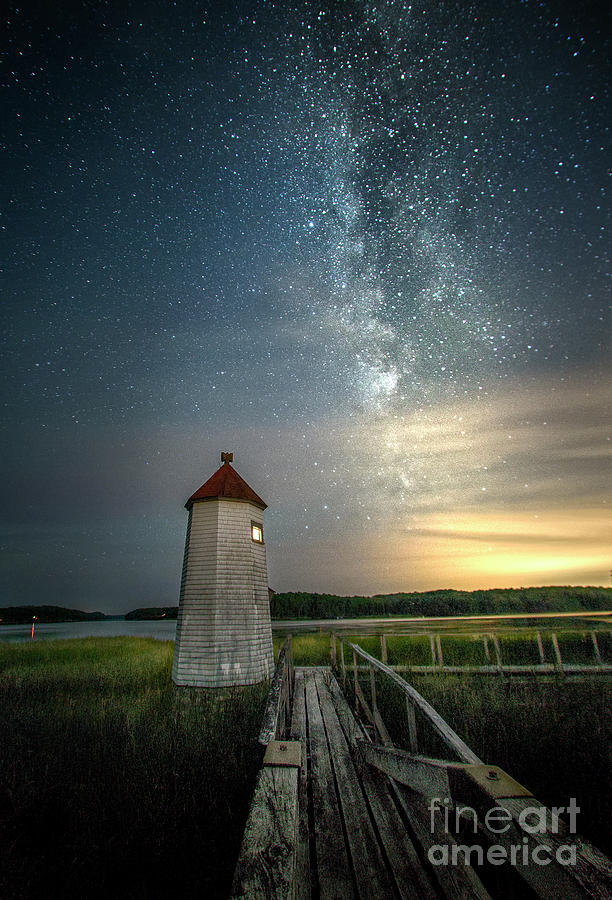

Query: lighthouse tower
[172,452,274,688]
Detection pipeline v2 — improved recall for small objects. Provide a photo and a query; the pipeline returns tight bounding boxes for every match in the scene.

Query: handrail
[343,639,482,765]
[258,636,294,746]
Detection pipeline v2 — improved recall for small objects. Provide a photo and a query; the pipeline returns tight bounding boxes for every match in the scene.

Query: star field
[1,0,610,610]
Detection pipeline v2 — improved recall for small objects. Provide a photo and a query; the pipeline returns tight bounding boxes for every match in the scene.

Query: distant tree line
[0,605,108,625]
[125,607,178,620]
[269,586,612,619]
[2,587,610,625]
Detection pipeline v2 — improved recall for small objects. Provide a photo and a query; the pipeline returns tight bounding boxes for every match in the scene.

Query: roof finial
[221,451,233,465]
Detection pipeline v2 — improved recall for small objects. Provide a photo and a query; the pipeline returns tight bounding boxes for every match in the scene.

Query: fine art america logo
[428,797,580,867]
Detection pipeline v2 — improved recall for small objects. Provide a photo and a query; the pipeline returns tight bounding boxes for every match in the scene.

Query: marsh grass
[436,634,487,666]
[0,638,267,900]
[344,630,608,669]
[291,633,331,665]
[386,634,432,665]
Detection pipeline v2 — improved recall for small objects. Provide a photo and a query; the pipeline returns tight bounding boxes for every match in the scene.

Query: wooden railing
[332,637,612,899]
[331,629,612,678]
[232,636,301,899]
[258,635,294,745]
[335,639,482,761]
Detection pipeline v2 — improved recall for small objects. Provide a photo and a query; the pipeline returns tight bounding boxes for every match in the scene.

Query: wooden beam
[591,631,603,665]
[339,638,346,684]
[231,764,299,900]
[326,676,439,900]
[313,671,395,900]
[289,671,311,900]
[304,671,356,898]
[380,633,388,664]
[491,634,503,675]
[259,638,293,745]
[358,741,451,798]
[551,633,564,671]
[435,635,444,667]
[406,696,419,754]
[536,631,545,664]
[429,634,437,666]
[483,635,490,662]
[361,741,612,898]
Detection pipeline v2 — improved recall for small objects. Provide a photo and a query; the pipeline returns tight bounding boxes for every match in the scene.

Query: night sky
[2,0,610,614]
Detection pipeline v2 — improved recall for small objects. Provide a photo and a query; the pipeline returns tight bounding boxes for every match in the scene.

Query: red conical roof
[185,460,267,510]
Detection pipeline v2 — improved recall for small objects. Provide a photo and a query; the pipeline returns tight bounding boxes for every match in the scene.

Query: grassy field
[3,630,610,898]
[0,638,267,900]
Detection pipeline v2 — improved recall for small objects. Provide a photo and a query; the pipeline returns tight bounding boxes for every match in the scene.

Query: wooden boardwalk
[290,667,436,900]
[232,658,612,900]
[234,667,490,899]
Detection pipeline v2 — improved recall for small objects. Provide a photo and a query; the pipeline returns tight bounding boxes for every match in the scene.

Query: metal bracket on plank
[263,740,302,768]
[449,764,533,802]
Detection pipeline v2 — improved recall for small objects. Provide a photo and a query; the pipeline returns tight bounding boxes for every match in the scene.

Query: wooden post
[591,631,603,665]
[429,634,437,666]
[286,635,294,736]
[536,631,545,665]
[339,640,346,685]
[483,635,490,662]
[551,633,563,671]
[369,664,377,714]
[435,635,444,667]
[353,647,359,713]
[405,697,418,753]
[491,634,503,675]
[330,633,337,668]
[380,633,388,664]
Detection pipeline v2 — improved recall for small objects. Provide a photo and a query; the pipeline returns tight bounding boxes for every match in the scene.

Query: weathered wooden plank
[406,696,419,754]
[536,631,545,664]
[369,664,393,745]
[474,796,612,900]
[345,663,612,675]
[591,631,603,665]
[551,632,564,671]
[259,639,292,745]
[482,635,490,662]
[329,661,491,899]
[313,670,395,900]
[231,764,299,900]
[289,670,311,900]
[327,675,437,900]
[304,670,356,899]
[391,783,493,900]
[436,635,444,666]
[359,743,452,799]
[429,634,437,666]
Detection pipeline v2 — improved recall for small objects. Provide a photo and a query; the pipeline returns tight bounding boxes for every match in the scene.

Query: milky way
[2,1,610,609]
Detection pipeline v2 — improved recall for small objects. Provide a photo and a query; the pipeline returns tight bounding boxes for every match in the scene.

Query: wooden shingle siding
[172,497,274,688]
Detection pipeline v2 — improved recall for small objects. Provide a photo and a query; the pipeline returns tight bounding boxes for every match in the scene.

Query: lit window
[251,522,263,543]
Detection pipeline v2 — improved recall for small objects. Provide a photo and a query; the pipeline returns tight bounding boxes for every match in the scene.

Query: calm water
[1,610,610,642]
[0,620,178,643]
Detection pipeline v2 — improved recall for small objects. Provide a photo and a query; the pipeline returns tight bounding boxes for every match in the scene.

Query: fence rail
[258,635,294,745]
[330,629,611,678]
